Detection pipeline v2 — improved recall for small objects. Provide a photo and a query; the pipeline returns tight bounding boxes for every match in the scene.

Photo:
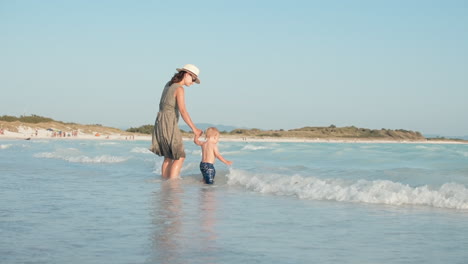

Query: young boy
[194,127,233,184]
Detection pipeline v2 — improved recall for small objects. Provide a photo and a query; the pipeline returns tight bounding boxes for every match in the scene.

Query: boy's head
[205,127,220,139]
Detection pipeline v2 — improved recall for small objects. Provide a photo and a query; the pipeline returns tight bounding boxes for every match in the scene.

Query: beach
[0,124,146,141]
[1,125,466,145]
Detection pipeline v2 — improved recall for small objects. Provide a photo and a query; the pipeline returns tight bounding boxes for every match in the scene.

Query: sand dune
[1,122,466,144]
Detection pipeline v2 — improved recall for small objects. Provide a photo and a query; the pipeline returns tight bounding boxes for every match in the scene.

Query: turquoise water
[1,139,468,263]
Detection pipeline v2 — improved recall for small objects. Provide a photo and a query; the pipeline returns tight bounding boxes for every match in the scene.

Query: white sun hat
[176,64,201,84]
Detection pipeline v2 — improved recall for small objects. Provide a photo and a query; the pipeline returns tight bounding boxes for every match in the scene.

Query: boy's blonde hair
[205,127,220,138]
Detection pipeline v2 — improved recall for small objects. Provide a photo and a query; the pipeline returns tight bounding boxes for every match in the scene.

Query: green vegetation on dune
[126,125,153,134]
[226,125,425,140]
[0,115,127,135]
[0,114,58,124]
[2,115,465,142]
[128,124,428,141]
[285,125,424,140]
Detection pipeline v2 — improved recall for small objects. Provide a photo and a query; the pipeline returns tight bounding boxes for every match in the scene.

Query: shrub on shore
[0,115,56,124]
[126,125,153,134]
[1,115,450,142]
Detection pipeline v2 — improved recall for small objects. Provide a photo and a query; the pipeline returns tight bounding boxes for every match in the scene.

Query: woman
[150,64,203,179]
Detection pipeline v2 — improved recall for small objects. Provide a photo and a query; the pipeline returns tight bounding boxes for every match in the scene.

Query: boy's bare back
[200,140,218,164]
[194,127,232,166]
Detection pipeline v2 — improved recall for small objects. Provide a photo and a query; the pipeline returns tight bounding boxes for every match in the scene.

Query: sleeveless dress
[149,82,185,160]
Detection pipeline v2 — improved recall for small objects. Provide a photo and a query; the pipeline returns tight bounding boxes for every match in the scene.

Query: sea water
[1,139,468,264]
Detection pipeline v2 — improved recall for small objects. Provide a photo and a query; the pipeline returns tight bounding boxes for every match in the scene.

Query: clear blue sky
[1,0,467,136]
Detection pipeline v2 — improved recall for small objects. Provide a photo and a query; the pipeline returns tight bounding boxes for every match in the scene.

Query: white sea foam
[415,145,430,150]
[34,152,128,164]
[31,140,50,144]
[242,144,269,151]
[182,161,200,173]
[227,169,468,210]
[152,159,163,174]
[130,147,152,154]
[0,144,12,149]
[190,149,202,156]
[99,142,118,145]
[222,150,242,155]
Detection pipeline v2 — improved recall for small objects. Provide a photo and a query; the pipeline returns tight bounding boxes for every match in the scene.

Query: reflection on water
[150,180,183,264]
[198,187,218,263]
[149,180,219,264]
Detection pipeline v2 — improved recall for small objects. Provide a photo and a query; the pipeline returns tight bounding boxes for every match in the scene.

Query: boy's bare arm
[214,145,233,165]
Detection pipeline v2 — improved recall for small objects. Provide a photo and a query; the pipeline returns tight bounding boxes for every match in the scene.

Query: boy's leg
[200,162,216,184]
[207,167,215,184]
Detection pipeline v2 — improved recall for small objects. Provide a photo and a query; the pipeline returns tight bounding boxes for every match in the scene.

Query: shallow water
[1,139,468,263]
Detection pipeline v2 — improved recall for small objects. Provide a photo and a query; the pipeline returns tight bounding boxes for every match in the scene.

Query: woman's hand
[193,133,202,146]
[194,128,203,138]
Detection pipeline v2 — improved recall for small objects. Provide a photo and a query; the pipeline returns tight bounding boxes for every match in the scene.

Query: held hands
[194,128,203,138]
[193,128,203,145]
[193,134,201,145]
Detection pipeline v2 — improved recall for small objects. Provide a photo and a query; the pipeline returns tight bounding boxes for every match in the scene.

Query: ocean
[1,139,468,264]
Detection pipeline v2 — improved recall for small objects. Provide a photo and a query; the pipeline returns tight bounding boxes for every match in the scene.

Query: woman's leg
[169,157,185,179]
[161,157,173,178]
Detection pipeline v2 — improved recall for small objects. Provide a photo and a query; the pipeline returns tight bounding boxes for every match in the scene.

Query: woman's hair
[205,127,220,138]
[169,71,187,85]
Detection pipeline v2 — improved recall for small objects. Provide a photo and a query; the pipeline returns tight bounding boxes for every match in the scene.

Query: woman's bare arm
[175,86,202,137]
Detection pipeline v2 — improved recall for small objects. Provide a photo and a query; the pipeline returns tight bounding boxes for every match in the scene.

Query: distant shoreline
[1,120,467,145]
[1,130,466,145]
[206,135,468,144]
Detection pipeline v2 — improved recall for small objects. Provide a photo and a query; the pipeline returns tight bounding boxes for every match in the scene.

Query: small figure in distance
[194,127,233,184]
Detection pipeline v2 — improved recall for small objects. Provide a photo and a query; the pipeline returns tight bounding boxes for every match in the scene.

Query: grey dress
[150,82,185,160]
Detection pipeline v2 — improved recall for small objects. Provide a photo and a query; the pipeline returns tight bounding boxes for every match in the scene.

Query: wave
[226,169,468,210]
[99,142,118,145]
[415,145,468,158]
[130,147,152,154]
[34,152,128,164]
[28,140,51,144]
[189,149,202,156]
[242,144,270,151]
[181,161,200,173]
[0,144,12,149]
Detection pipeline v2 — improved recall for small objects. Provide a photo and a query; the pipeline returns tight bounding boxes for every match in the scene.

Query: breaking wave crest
[34,152,128,164]
[227,169,468,210]
[0,144,12,149]
[130,147,152,154]
[242,144,270,151]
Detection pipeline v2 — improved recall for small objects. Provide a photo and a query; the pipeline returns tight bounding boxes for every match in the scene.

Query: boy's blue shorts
[200,162,216,184]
